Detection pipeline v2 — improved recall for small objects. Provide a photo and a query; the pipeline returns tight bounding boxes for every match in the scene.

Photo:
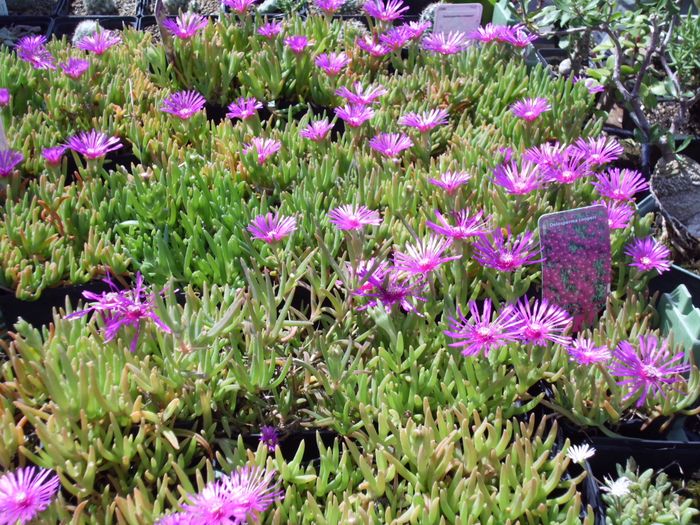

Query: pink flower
[334,104,374,127]
[356,35,391,57]
[394,236,460,275]
[0,88,8,107]
[572,75,605,94]
[16,35,55,70]
[223,0,257,14]
[0,149,24,177]
[567,337,611,365]
[160,90,206,120]
[42,146,67,167]
[511,97,551,121]
[625,237,671,274]
[426,209,490,239]
[356,267,427,314]
[248,212,297,243]
[444,299,520,357]
[544,149,592,184]
[473,228,541,272]
[468,23,504,43]
[511,297,572,347]
[329,204,382,230]
[59,58,90,79]
[314,0,345,14]
[403,21,431,40]
[260,426,279,452]
[0,467,60,524]
[285,35,313,54]
[162,12,208,39]
[66,130,122,159]
[422,31,469,55]
[593,168,649,201]
[399,109,449,133]
[342,258,391,296]
[369,132,414,159]
[379,26,413,50]
[595,200,634,230]
[427,170,471,194]
[76,31,121,55]
[523,142,565,174]
[336,82,387,105]
[227,97,262,120]
[571,136,623,166]
[610,335,689,407]
[363,0,408,22]
[497,24,537,47]
[243,137,281,165]
[257,20,283,38]
[315,52,351,76]
[299,119,334,142]
[492,159,544,195]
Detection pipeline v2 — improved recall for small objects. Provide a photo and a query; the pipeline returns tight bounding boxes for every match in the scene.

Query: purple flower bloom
[243,137,281,165]
[59,58,90,79]
[403,20,431,40]
[473,228,541,272]
[567,337,611,365]
[428,170,471,194]
[544,149,592,184]
[572,75,605,94]
[260,426,279,452]
[329,204,382,230]
[0,467,60,524]
[339,258,391,296]
[299,119,334,142]
[257,20,284,39]
[379,26,413,50]
[315,52,351,76]
[16,35,55,70]
[314,0,345,15]
[363,0,408,22]
[0,88,9,107]
[511,297,572,347]
[369,132,414,160]
[356,267,427,314]
[356,35,391,57]
[511,97,551,121]
[66,130,122,159]
[595,200,634,230]
[422,31,469,54]
[160,90,206,120]
[223,0,257,14]
[523,142,565,174]
[571,136,623,167]
[624,237,671,274]
[42,145,67,167]
[398,109,449,133]
[394,236,460,275]
[336,82,387,106]
[162,12,209,39]
[492,159,544,195]
[593,168,649,201]
[248,212,297,243]
[426,209,490,240]
[334,104,374,127]
[497,24,537,47]
[0,149,24,177]
[285,35,313,54]
[444,299,520,357]
[66,273,172,352]
[467,23,504,43]
[76,31,121,55]
[610,335,690,407]
[226,97,263,120]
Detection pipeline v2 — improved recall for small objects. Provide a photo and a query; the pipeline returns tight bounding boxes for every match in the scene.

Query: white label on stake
[433,3,483,37]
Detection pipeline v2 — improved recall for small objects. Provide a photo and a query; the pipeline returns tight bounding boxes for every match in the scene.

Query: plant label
[433,3,483,37]
[538,205,611,332]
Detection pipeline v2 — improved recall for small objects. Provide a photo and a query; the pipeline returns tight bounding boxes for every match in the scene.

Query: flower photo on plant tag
[538,205,611,332]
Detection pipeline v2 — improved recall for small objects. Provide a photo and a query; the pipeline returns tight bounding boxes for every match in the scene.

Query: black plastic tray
[49,15,137,40]
[0,16,52,45]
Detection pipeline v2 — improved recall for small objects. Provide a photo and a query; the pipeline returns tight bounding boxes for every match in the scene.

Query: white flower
[565,443,595,464]
[601,476,633,497]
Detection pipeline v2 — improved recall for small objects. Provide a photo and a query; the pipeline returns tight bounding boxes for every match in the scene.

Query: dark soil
[67,0,137,16]
[649,100,700,137]
[6,0,58,16]
[0,24,46,47]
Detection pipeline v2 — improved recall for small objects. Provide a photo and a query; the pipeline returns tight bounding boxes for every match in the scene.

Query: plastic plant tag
[433,3,483,37]
[538,205,611,331]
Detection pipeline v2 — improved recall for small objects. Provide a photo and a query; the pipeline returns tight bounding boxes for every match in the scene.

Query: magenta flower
[315,52,351,76]
[428,170,472,194]
[16,35,55,70]
[497,25,537,48]
[223,0,257,14]
[226,97,263,121]
[356,35,391,57]
[299,119,334,142]
[257,20,283,39]
[473,228,541,272]
[334,104,374,127]
[499,146,514,163]
[624,237,671,274]
[0,149,24,177]
[610,335,689,407]
[42,145,67,167]
[572,136,623,167]
[160,90,206,120]
[336,82,387,105]
[394,236,460,275]
[567,337,611,365]
[444,299,520,357]
[162,12,209,39]
[0,467,60,524]
[285,35,313,54]
[422,31,469,54]
[572,76,605,94]
[545,149,592,184]
[314,0,345,14]
[329,204,382,231]
[76,31,121,55]
[511,97,551,121]
[523,142,565,175]
[363,0,408,22]
[59,58,90,79]
[243,137,281,165]
[399,109,449,133]
[468,23,504,43]
[426,209,490,240]
[379,26,413,50]
[0,88,10,107]
[356,267,427,314]
[248,212,297,243]
[369,133,414,160]
[595,200,634,230]
[492,159,544,195]
[403,21,431,40]
[66,130,122,159]
[341,258,391,296]
[593,168,649,201]
[260,426,279,452]
[512,298,572,347]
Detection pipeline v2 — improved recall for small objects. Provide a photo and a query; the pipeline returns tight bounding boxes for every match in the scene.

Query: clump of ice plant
[66,129,122,160]
[422,31,469,55]
[247,212,297,243]
[593,168,649,201]
[59,58,90,79]
[473,228,541,272]
[257,20,283,39]
[300,119,334,142]
[315,52,351,76]
[334,104,374,127]
[0,149,24,177]
[492,159,544,195]
[160,90,207,120]
[510,97,551,121]
[15,35,55,70]
[336,82,387,105]
[243,137,281,165]
[394,236,460,276]
[363,0,408,22]
[511,297,572,347]
[428,170,472,194]
[426,209,490,240]
[571,136,623,167]
[624,237,671,274]
[76,30,122,55]
[567,337,611,365]
[227,97,262,121]
[0,466,60,524]
[369,132,414,160]
[329,204,382,230]
[162,12,209,40]
[399,108,449,133]
[444,298,520,357]
[66,273,172,352]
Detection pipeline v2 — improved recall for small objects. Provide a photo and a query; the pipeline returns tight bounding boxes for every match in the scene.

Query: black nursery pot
[49,16,137,40]
[0,16,52,45]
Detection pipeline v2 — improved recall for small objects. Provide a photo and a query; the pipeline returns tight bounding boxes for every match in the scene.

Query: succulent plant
[71,20,102,46]
[83,0,118,15]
